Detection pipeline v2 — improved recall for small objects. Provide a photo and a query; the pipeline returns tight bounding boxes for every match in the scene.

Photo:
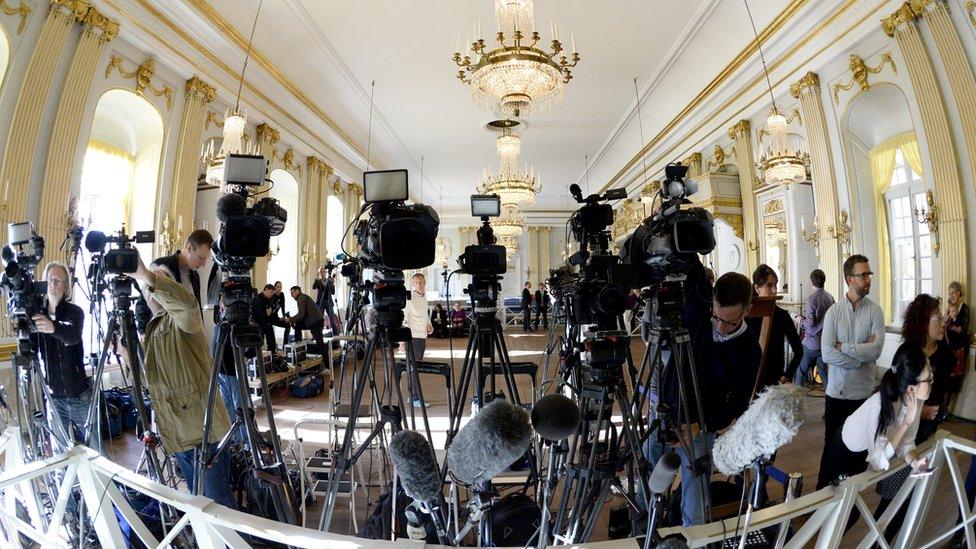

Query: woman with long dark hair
[900,294,952,441]
[819,344,931,485]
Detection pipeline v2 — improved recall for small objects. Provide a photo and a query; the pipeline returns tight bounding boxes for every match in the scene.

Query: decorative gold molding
[104,55,174,110]
[966,1,976,27]
[0,0,31,36]
[789,71,821,98]
[832,53,897,104]
[714,212,744,238]
[81,5,119,42]
[185,75,216,103]
[330,180,341,195]
[349,183,363,198]
[882,2,920,37]
[205,110,223,130]
[282,148,302,176]
[763,198,785,214]
[682,152,702,175]
[256,123,280,146]
[727,119,751,140]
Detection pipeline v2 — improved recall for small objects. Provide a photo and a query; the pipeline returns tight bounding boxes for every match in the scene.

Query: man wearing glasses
[816,254,885,489]
[643,270,761,527]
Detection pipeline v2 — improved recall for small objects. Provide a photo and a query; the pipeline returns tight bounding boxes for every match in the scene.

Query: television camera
[1,222,47,330]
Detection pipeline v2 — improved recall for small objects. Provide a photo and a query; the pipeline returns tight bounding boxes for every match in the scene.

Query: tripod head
[643,274,688,332]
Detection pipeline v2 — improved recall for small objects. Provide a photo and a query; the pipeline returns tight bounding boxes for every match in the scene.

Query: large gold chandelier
[478,130,541,207]
[757,108,809,184]
[453,0,580,118]
[204,108,259,186]
[493,204,526,237]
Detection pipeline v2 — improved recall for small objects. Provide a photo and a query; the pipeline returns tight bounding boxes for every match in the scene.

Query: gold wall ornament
[282,148,302,177]
[104,55,174,110]
[706,144,736,172]
[299,242,310,274]
[185,76,216,103]
[827,210,852,250]
[256,123,280,146]
[727,119,751,140]
[0,0,31,35]
[713,212,744,238]
[966,1,976,27]
[789,71,821,98]
[641,179,662,197]
[832,53,897,104]
[306,155,331,178]
[913,189,940,254]
[763,198,784,214]
[747,239,759,251]
[882,2,920,36]
[205,110,223,130]
[349,183,363,198]
[158,212,177,254]
[682,152,703,176]
[81,5,119,42]
[330,180,342,195]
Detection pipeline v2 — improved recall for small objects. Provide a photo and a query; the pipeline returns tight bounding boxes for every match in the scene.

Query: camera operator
[130,251,235,508]
[313,266,339,333]
[252,284,289,354]
[135,229,213,332]
[31,261,88,442]
[642,267,762,527]
[288,285,326,352]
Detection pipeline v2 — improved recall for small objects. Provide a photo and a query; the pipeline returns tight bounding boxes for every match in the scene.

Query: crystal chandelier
[453,0,580,118]
[743,0,809,186]
[204,107,259,186]
[757,108,809,185]
[478,129,541,207]
[493,204,525,237]
[497,234,519,259]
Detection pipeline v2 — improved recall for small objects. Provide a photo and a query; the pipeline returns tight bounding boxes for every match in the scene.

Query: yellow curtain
[899,135,924,178]
[869,137,900,323]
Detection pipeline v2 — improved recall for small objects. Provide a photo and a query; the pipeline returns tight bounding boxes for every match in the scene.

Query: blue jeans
[219,374,244,443]
[794,345,823,385]
[643,424,716,526]
[175,443,236,509]
[52,389,92,443]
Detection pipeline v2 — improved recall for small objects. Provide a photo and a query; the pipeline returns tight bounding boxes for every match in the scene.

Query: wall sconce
[159,212,177,254]
[913,189,940,255]
[827,210,852,256]
[300,242,310,274]
[800,216,821,259]
[747,240,759,252]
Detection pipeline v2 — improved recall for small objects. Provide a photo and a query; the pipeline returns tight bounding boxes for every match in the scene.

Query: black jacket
[534,290,543,312]
[747,306,803,389]
[293,293,323,326]
[521,288,532,308]
[33,299,87,398]
[251,292,276,323]
[313,278,335,311]
[135,252,202,333]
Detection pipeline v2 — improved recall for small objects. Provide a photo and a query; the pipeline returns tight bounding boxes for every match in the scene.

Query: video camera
[84,228,155,274]
[457,194,506,277]
[620,163,715,280]
[354,169,439,272]
[212,154,287,273]
[1,223,47,328]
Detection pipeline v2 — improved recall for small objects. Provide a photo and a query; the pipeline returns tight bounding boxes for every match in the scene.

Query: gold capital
[349,183,363,197]
[909,0,941,14]
[727,119,751,140]
[789,71,821,98]
[256,123,280,146]
[185,76,216,103]
[81,6,119,42]
[330,181,342,195]
[882,2,919,37]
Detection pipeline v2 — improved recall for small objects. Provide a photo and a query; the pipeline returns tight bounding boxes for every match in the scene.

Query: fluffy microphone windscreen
[712,383,806,476]
[389,430,442,502]
[656,535,690,548]
[215,192,247,223]
[83,230,107,254]
[447,399,532,487]
[531,393,581,442]
[648,451,681,495]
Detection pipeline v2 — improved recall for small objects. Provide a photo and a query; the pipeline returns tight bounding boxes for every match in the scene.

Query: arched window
[267,169,300,318]
[0,26,9,91]
[77,89,163,354]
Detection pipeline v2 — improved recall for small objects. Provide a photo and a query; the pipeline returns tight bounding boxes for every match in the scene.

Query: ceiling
[175,0,793,212]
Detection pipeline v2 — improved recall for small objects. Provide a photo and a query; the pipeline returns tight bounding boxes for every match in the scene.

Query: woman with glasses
[819,343,930,488]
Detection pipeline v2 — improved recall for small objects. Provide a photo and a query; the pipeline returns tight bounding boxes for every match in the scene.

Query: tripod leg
[401,339,433,446]
[83,316,119,453]
[197,323,230,495]
[319,332,379,532]
[492,328,522,406]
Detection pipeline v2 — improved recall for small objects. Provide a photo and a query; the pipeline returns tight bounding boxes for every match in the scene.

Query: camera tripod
[318,270,433,533]
[550,327,651,544]
[198,273,299,525]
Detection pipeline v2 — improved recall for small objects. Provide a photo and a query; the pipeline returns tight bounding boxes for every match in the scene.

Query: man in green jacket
[133,252,235,508]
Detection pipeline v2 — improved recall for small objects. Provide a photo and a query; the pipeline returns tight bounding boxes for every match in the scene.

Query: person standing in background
[403,273,433,407]
[944,281,970,397]
[521,281,534,332]
[817,254,885,489]
[747,264,803,389]
[796,269,835,386]
[272,280,291,344]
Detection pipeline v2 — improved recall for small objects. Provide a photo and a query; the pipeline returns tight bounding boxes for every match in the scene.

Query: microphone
[531,393,581,442]
[84,230,107,254]
[648,452,680,495]
[656,535,690,548]
[216,192,247,223]
[447,399,532,487]
[569,183,583,202]
[712,384,806,476]
[389,430,451,545]
[389,430,441,502]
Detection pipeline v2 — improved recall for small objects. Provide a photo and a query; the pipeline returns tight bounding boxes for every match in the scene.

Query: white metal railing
[0,426,972,548]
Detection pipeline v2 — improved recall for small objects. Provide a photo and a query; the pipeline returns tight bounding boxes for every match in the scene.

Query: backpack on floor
[289,374,324,398]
